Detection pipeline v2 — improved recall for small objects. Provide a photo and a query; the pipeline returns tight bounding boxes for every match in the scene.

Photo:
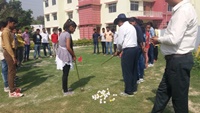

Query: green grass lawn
[0,46,200,113]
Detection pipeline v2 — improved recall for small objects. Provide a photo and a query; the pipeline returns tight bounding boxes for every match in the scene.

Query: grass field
[0,46,200,113]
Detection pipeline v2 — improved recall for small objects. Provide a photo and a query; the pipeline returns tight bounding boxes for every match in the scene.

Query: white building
[43,0,199,40]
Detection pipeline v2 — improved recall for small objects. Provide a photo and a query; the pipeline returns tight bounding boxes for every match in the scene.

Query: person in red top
[144,24,151,68]
[51,28,58,57]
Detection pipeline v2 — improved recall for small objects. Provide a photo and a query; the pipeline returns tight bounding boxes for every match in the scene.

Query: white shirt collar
[172,0,189,13]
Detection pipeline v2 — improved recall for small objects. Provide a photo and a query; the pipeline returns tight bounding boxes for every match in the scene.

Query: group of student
[92,17,159,84]
[0,1,197,113]
[0,17,62,97]
[113,0,198,112]
[92,26,117,55]
[32,27,61,59]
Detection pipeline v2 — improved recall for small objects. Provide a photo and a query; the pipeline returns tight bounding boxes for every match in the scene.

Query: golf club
[74,60,84,92]
[101,55,115,65]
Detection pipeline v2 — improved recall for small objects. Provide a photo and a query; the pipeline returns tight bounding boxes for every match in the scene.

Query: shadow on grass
[17,68,53,92]
[70,75,95,90]
[147,89,174,113]
[20,60,43,67]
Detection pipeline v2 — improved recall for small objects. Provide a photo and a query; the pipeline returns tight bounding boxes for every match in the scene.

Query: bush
[194,56,200,70]
[30,41,34,50]
[73,39,93,46]
[30,39,93,50]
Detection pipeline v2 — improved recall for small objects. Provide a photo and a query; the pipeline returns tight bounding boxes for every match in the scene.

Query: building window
[67,0,72,4]
[52,0,56,5]
[52,13,57,20]
[130,1,139,11]
[168,5,173,11]
[45,0,49,7]
[46,15,50,21]
[67,12,73,19]
[108,3,116,13]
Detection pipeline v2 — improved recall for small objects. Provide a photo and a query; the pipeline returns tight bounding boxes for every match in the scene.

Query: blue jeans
[148,43,154,64]
[137,48,145,79]
[106,42,112,55]
[42,43,52,56]
[1,59,8,87]
[24,45,30,60]
[93,41,99,53]
[34,44,41,58]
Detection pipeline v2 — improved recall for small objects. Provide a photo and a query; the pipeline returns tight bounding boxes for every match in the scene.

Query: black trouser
[114,44,117,53]
[148,43,154,64]
[154,46,158,61]
[42,43,52,56]
[62,64,70,92]
[101,42,106,54]
[17,47,24,66]
[152,53,193,113]
[121,47,139,94]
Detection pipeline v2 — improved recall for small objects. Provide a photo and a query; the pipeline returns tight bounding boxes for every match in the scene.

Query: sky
[20,0,44,18]
[6,0,44,18]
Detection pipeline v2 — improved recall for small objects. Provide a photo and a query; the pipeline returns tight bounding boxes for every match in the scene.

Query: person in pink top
[144,24,151,68]
[22,27,30,61]
[105,26,113,55]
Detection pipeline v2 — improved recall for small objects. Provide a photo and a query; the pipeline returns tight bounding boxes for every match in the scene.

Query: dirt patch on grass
[189,87,200,96]
[32,60,51,67]
[24,60,52,67]
[189,100,200,113]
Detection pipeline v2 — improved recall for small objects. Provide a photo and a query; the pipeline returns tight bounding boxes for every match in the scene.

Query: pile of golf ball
[92,88,118,104]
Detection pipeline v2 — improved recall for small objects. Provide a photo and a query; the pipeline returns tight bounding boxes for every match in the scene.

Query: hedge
[30,39,93,50]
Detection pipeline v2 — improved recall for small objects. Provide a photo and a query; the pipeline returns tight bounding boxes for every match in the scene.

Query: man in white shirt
[114,13,138,96]
[100,28,106,54]
[112,29,118,53]
[41,28,52,57]
[151,0,198,112]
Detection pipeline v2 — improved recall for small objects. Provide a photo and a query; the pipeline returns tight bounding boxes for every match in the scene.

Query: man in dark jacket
[92,28,100,54]
[33,29,42,59]
[129,17,145,84]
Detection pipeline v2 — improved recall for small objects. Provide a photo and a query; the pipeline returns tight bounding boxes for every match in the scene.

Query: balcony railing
[143,0,155,2]
[78,0,100,7]
[127,11,163,18]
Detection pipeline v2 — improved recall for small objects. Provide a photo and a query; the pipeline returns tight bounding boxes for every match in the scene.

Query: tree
[32,15,44,25]
[0,0,33,28]
[36,15,44,25]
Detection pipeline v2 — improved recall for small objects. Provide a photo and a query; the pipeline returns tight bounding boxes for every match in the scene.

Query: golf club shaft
[75,61,80,80]
[75,60,84,91]
[101,55,115,65]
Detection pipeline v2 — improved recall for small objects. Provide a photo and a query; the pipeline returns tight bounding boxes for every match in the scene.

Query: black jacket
[33,34,42,44]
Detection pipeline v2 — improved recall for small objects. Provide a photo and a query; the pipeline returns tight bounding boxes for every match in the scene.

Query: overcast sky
[20,0,44,18]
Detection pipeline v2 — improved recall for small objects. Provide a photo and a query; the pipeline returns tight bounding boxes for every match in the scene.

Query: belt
[165,52,192,60]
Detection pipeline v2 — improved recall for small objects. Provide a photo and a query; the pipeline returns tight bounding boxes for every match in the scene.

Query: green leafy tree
[32,15,44,25]
[0,0,33,28]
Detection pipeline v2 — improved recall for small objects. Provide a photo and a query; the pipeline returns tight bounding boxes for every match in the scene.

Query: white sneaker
[137,80,141,84]
[4,87,10,92]
[64,91,74,96]
[139,78,144,83]
[120,92,134,97]
[148,64,154,67]
[9,91,24,97]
